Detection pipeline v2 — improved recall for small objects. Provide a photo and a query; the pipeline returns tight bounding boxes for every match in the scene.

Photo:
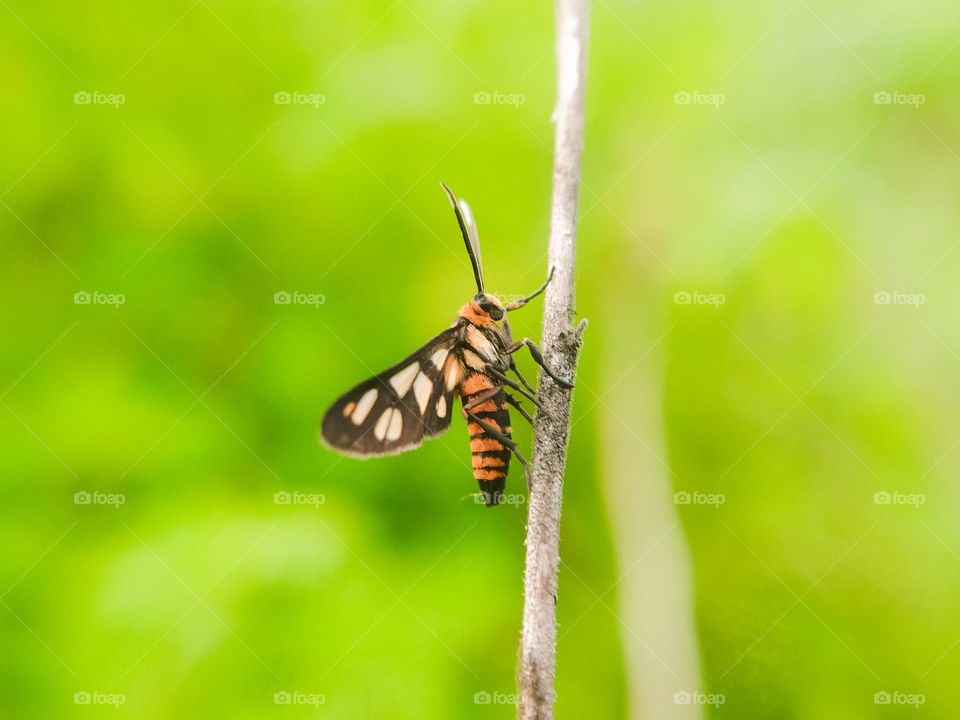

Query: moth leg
[466,412,529,472]
[461,385,502,414]
[505,392,535,426]
[486,368,544,411]
[505,267,555,312]
[510,357,537,396]
[507,338,574,389]
[461,368,536,425]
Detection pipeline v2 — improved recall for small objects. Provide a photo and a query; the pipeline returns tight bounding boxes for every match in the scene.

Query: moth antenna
[440,182,484,294]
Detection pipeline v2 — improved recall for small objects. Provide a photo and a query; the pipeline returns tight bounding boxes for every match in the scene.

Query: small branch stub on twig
[517,0,589,718]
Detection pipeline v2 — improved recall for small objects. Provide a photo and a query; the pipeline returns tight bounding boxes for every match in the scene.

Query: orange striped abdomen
[461,372,511,506]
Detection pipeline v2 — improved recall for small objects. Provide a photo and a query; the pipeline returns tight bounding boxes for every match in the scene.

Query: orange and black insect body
[460,345,512,505]
[320,183,573,506]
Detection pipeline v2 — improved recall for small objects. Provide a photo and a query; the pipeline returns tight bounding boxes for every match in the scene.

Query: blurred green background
[2,0,959,718]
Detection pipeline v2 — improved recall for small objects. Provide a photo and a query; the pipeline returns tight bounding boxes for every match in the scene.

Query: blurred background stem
[599,278,704,719]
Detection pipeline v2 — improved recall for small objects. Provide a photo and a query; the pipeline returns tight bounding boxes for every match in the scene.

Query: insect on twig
[319,183,573,506]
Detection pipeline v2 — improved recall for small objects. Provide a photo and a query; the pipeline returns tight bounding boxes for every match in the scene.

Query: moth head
[472,292,504,321]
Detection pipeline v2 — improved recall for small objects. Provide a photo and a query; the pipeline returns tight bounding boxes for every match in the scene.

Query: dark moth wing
[320,327,463,457]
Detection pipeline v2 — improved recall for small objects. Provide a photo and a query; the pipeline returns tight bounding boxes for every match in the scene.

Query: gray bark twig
[517,0,589,718]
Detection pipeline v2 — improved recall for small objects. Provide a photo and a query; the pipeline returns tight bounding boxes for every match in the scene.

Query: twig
[517,0,589,717]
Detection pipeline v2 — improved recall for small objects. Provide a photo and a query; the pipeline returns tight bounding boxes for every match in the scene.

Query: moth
[320,183,573,506]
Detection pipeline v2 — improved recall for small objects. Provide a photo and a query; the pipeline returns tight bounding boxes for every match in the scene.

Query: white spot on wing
[390,362,420,397]
[374,408,392,440]
[387,408,402,441]
[467,325,497,361]
[351,388,378,425]
[463,349,486,370]
[413,372,433,414]
[430,348,448,370]
[444,356,461,390]
[437,396,447,418]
